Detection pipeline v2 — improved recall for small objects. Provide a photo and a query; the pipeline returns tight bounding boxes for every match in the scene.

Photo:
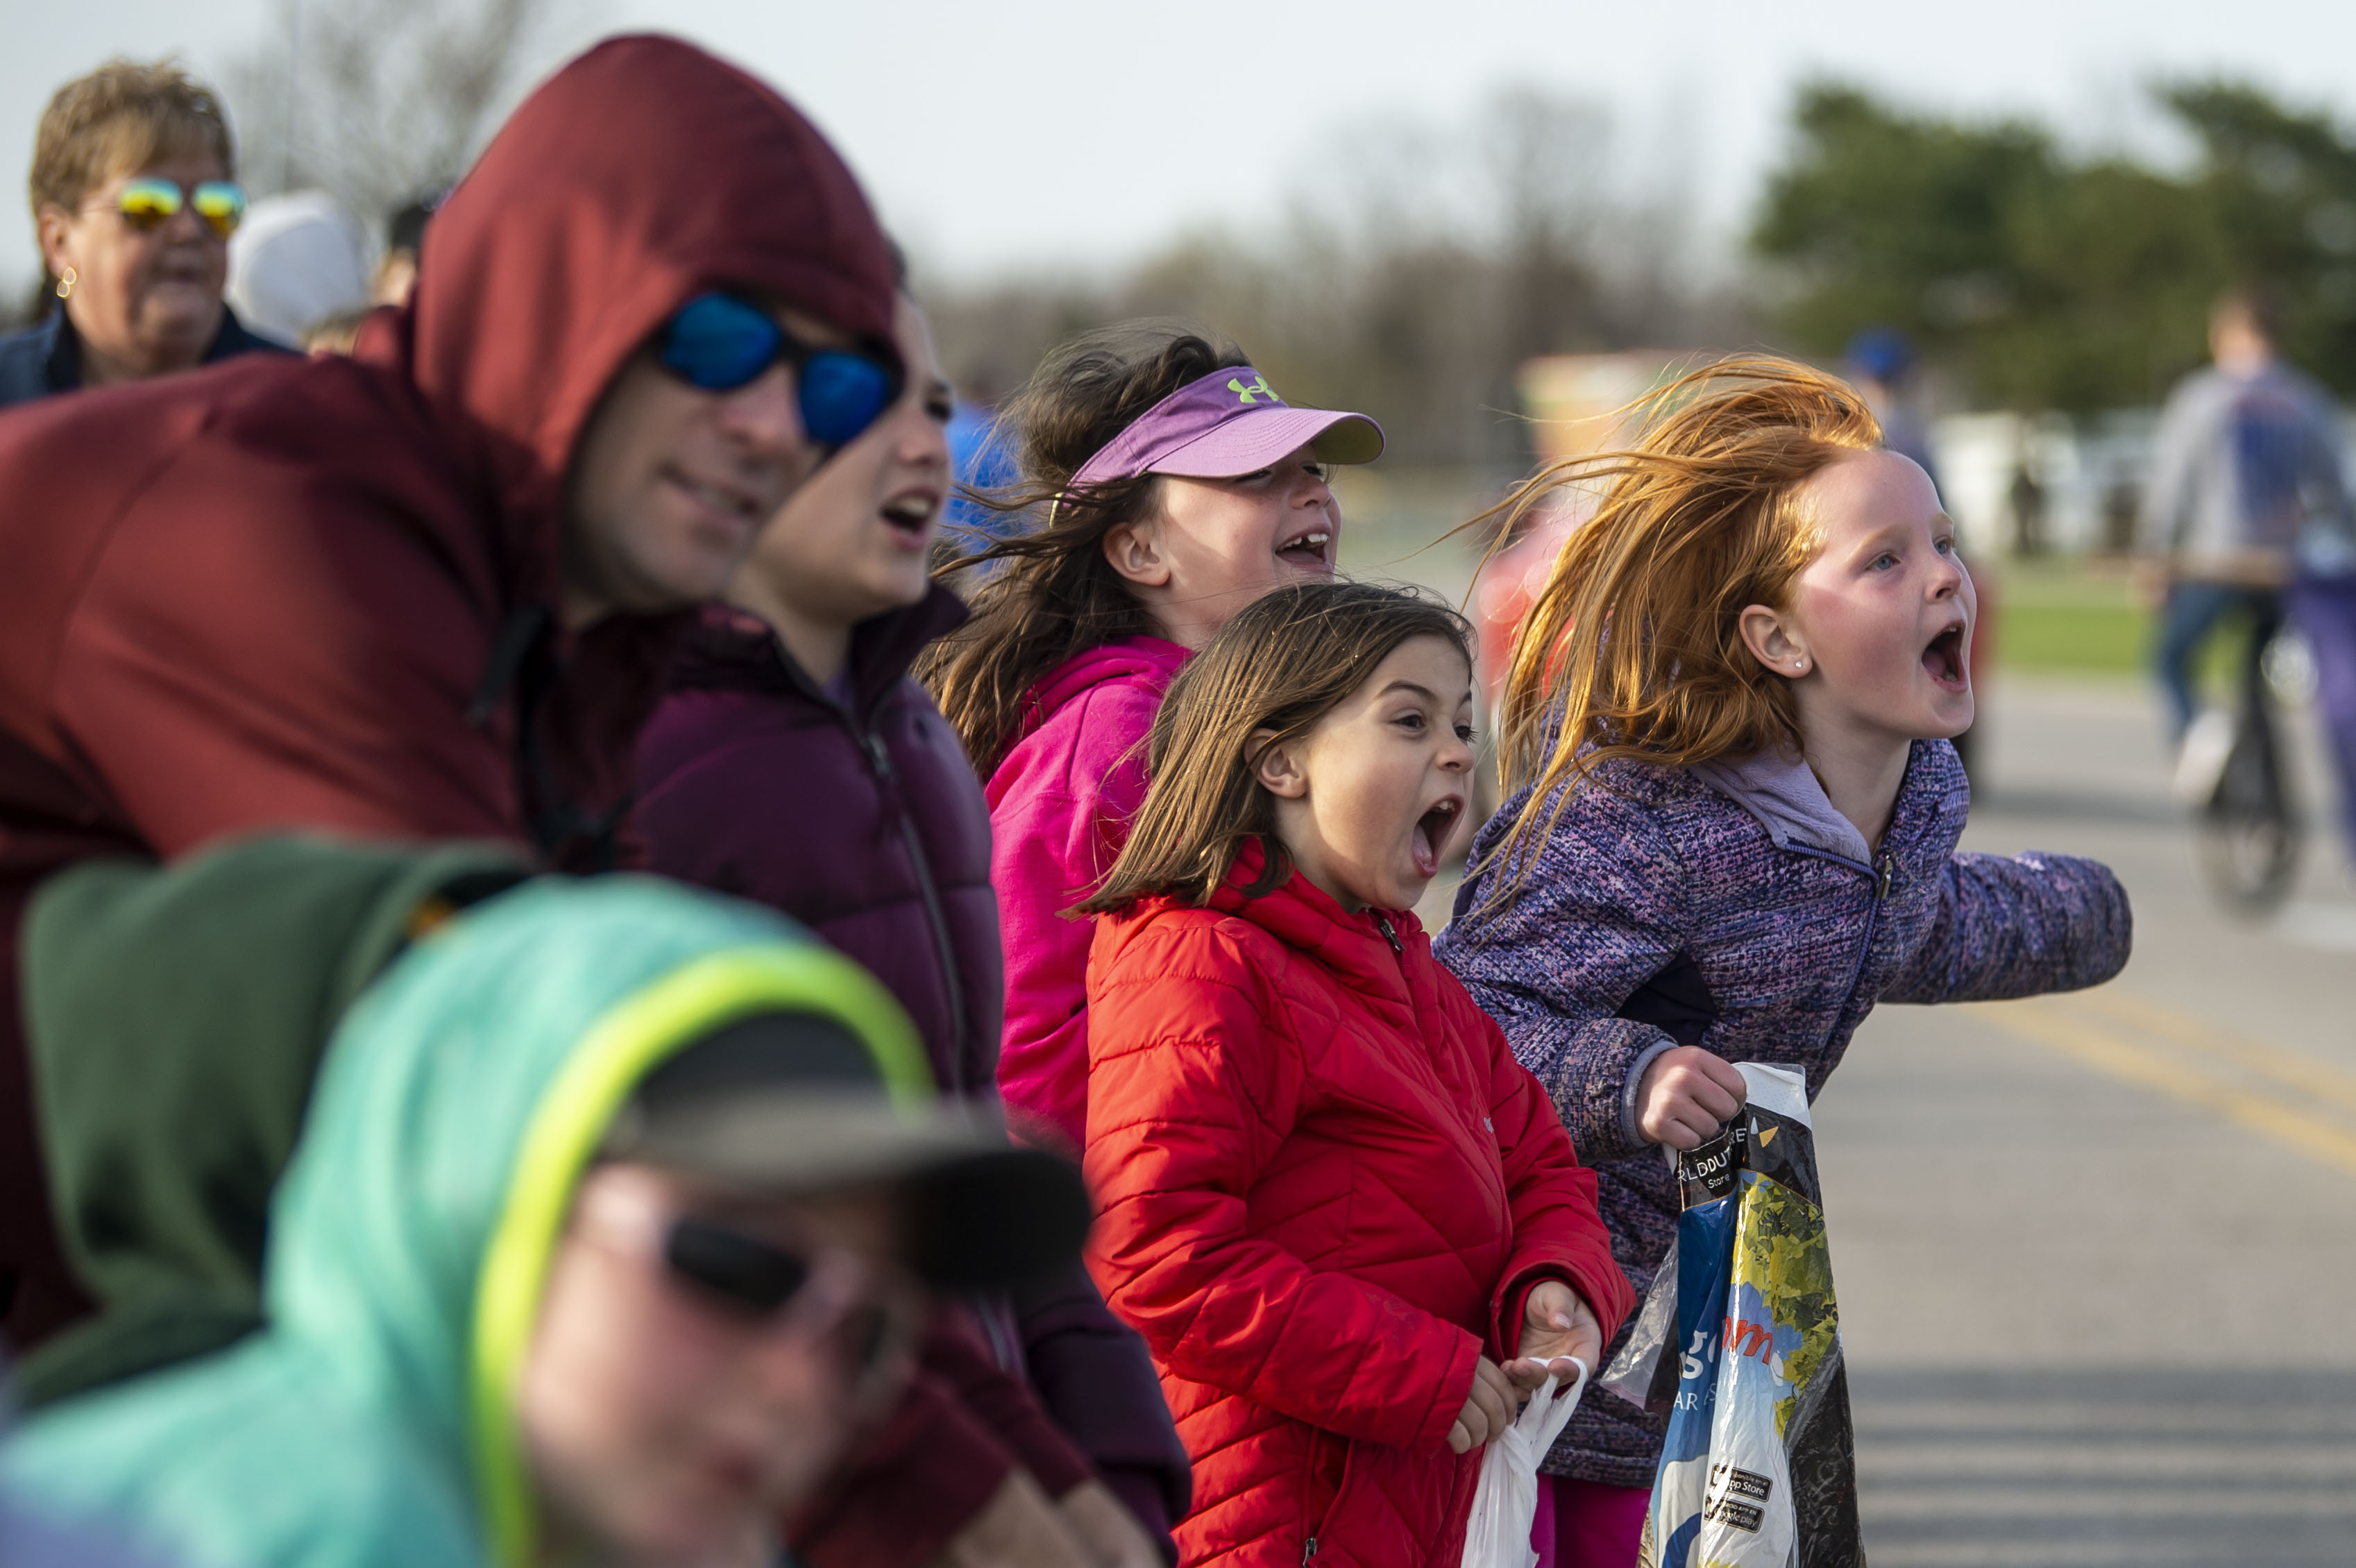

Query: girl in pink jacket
[922,322,1384,1151]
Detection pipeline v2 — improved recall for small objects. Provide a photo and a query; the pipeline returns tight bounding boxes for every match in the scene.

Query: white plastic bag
[1460,1358,1589,1568]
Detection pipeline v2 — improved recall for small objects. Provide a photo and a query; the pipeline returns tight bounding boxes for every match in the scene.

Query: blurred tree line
[933,76,2356,460]
[1753,79,2356,411]
[226,0,549,230]
[923,90,1746,470]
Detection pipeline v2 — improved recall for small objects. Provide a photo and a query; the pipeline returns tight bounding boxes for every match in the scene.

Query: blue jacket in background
[0,306,286,410]
[944,399,1019,545]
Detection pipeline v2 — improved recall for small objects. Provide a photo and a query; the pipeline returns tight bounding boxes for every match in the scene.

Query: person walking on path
[1437,359,2131,1567]
[919,323,1382,1154]
[0,60,284,407]
[0,33,904,1347]
[1081,582,1632,1568]
[0,871,1092,1568]
[638,293,1186,1568]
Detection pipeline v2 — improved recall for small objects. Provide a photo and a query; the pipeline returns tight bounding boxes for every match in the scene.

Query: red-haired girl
[1437,357,2131,1566]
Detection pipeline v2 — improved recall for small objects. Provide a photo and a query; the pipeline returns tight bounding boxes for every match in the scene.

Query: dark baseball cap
[601,1012,1092,1290]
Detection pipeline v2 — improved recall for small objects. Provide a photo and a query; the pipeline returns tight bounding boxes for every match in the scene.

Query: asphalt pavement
[1817,675,2356,1566]
[1337,504,2356,1562]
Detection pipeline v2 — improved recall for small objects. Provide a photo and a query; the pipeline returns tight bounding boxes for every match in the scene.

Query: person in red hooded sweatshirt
[1080,582,1633,1568]
[0,35,903,1347]
[640,290,1191,1568]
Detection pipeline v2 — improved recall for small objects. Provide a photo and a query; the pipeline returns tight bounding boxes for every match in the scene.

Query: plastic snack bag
[1635,1063,1863,1568]
[1461,1360,1588,1568]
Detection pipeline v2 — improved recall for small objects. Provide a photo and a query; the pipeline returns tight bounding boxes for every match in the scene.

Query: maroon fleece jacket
[0,34,897,1345]
[639,596,1193,1560]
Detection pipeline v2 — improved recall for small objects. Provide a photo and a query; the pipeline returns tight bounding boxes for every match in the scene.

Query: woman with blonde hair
[0,58,282,404]
[1434,355,2131,1567]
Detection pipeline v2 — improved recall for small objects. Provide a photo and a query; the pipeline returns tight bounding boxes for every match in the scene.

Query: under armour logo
[1228,374,1281,405]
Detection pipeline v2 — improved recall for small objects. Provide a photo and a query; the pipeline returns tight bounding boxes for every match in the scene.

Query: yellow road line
[1967,998,2356,1181]
[2065,987,2356,1116]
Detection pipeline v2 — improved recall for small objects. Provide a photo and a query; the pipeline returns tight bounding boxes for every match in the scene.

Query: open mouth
[1275,527,1332,568]
[1411,796,1462,879]
[1921,622,1968,690]
[880,492,938,539]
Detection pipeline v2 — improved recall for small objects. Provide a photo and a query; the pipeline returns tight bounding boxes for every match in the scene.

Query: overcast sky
[9,0,2356,298]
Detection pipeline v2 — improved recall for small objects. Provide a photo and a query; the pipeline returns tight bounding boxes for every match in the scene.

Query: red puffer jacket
[1085,849,1634,1568]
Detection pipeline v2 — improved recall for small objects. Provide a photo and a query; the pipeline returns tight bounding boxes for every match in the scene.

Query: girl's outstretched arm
[1883,849,2133,1004]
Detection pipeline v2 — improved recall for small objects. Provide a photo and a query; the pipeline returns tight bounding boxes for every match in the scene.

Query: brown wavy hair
[31,59,235,219]
[1477,354,1884,889]
[1082,581,1473,915]
[917,320,1251,776]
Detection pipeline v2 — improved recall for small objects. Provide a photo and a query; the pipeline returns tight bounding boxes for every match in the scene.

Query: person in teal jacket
[0,872,1090,1568]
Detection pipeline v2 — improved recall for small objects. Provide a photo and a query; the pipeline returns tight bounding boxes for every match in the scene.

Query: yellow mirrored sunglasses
[108,178,246,239]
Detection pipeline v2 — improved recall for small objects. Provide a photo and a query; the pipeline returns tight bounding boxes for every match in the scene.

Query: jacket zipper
[1374,912,1404,956]
[1302,1540,1319,1565]
[1822,847,1893,1050]
[858,728,971,1094]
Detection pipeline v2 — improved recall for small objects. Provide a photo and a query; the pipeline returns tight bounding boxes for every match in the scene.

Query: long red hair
[1477,355,1884,890]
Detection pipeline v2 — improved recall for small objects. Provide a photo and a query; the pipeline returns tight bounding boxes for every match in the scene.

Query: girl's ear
[1102,516,1173,590]
[1250,728,1310,800]
[1738,604,1813,680]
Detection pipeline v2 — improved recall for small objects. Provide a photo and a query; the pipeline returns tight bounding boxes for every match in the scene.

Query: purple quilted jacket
[1433,738,2130,1485]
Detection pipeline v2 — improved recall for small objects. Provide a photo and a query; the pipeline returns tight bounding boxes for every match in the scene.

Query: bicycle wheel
[2194,708,2301,914]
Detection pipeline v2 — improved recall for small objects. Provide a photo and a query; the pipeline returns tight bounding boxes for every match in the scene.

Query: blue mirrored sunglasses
[656,293,901,448]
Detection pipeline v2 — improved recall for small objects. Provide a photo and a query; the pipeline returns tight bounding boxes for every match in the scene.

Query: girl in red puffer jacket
[1080,582,1634,1568]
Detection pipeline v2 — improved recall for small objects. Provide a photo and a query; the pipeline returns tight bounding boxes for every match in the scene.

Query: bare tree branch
[226,0,553,232]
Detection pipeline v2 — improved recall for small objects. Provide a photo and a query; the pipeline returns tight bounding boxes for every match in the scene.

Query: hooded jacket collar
[1018,636,1190,744]
[1691,745,1874,865]
[671,585,969,722]
[1203,839,1423,1011]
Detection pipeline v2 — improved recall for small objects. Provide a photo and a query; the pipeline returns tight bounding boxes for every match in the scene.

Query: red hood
[355,33,898,595]
[1018,636,1191,744]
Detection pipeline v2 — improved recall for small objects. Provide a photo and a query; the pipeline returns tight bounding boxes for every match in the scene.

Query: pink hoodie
[987,635,1190,1151]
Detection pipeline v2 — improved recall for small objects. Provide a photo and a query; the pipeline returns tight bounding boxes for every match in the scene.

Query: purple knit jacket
[1433,738,2131,1485]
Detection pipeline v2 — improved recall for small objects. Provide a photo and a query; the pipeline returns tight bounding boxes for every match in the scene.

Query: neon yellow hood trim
[468,943,931,1567]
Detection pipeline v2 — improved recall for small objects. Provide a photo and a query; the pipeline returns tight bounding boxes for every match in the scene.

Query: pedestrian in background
[373,192,439,309]
[0,874,1092,1568]
[919,323,1383,1154]
[2137,289,2355,813]
[0,33,903,1347]
[221,191,372,349]
[0,58,283,407]
[638,291,1186,1568]
[1438,357,2131,1568]
[1082,581,1632,1568]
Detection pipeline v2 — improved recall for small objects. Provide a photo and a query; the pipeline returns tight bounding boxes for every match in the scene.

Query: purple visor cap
[1069,368,1384,488]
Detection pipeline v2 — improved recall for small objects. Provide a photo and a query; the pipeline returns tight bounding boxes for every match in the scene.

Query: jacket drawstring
[467,605,627,871]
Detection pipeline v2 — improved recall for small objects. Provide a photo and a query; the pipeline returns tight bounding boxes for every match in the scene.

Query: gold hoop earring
[54,266,75,300]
